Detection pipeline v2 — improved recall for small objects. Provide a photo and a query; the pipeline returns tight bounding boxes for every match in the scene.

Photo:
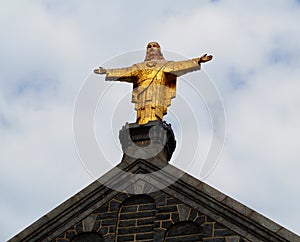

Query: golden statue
[94,42,212,124]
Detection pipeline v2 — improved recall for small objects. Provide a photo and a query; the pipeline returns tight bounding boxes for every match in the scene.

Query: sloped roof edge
[9,159,300,242]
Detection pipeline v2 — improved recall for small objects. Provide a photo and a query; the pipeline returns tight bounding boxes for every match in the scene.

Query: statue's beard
[144,50,165,61]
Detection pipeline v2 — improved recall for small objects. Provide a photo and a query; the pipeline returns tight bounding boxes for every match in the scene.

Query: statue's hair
[144,42,165,61]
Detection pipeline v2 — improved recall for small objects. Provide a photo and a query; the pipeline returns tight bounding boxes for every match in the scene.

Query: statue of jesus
[94,42,212,124]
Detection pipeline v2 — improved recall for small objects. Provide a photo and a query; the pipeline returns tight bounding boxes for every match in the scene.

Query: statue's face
[145,42,164,61]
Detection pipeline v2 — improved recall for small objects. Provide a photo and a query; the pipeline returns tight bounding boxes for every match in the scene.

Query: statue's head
[145,41,165,61]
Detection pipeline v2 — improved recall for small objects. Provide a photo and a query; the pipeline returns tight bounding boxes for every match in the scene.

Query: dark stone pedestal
[119,120,176,163]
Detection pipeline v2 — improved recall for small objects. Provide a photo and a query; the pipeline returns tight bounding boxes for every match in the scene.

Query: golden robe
[105,58,201,124]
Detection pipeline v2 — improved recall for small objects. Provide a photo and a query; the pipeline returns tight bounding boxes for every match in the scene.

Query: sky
[1,0,300,240]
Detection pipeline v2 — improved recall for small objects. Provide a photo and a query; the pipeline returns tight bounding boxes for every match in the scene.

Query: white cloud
[1,0,300,240]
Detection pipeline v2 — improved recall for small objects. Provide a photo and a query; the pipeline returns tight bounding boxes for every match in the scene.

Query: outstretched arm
[167,54,213,77]
[94,66,136,83]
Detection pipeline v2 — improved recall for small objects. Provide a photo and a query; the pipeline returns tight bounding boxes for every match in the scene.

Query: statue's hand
[94,67,106,74]
[199,54,213,63]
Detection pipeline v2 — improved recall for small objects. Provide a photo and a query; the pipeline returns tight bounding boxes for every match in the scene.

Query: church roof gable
[9,159,299,242]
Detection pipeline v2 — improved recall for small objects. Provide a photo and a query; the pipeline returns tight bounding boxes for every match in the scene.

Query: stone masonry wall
[116,195,155,241]
[54,191,250,242]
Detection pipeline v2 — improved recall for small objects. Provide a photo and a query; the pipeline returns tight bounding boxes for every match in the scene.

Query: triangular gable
[9,159,299,242]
